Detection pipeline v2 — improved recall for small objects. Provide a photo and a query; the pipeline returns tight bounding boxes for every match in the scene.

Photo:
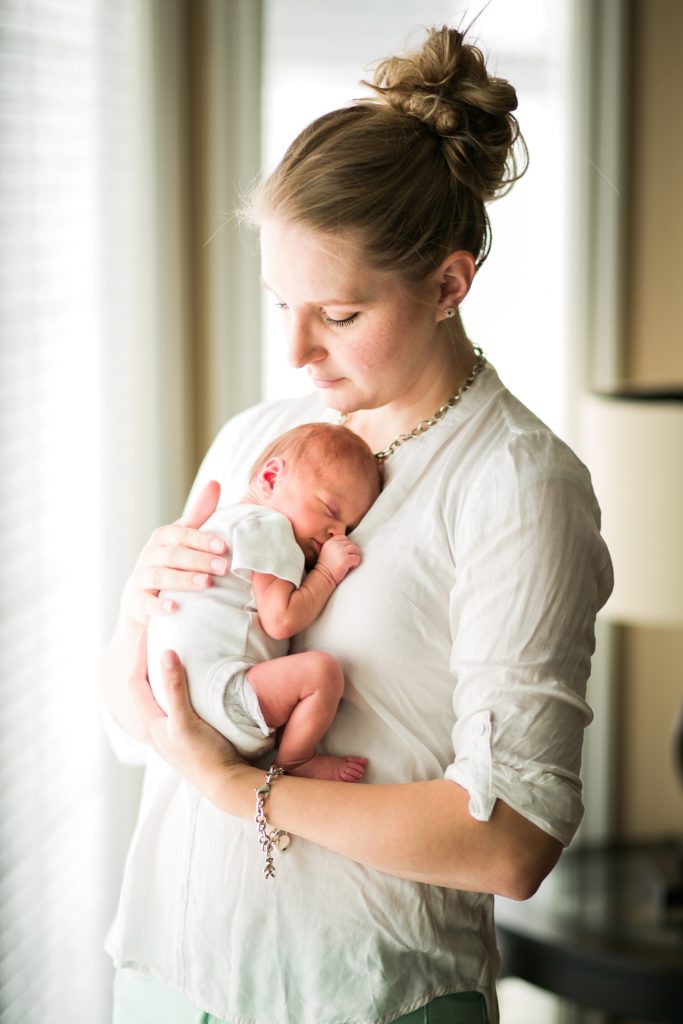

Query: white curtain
[0,2,161,1019]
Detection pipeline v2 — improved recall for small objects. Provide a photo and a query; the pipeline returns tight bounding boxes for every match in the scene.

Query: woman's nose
[286,316,324,368]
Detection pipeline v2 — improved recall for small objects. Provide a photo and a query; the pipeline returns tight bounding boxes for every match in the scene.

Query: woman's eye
[274,301,288,311]
[324,313,358,327]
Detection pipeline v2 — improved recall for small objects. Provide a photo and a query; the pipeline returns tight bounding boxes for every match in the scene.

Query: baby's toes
[341,756,368,782]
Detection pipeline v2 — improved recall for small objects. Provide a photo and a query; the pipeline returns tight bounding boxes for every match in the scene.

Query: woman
[102,26,613,1024]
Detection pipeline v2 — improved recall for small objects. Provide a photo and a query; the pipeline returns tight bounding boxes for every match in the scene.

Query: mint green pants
[113,970,489,1023]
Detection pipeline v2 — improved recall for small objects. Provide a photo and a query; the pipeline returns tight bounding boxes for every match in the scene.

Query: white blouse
[105,365,613,1024]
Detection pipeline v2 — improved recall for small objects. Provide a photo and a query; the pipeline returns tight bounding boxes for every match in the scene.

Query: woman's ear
[435,250,476,318]
[256,457,285,502]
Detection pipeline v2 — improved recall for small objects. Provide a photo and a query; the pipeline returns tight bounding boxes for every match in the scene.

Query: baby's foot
[282,754,368,783]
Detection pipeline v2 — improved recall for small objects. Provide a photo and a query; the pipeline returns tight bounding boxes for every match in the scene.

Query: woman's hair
[244,25,527,278]
[249,422,383,500]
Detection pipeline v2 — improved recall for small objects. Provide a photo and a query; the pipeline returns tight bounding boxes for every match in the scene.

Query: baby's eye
[324,312,358,327]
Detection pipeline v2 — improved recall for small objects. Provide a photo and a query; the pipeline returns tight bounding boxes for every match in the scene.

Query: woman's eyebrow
[260,277,367,305]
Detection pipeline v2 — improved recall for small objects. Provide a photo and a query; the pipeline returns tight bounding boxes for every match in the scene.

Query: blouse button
[472,715,489,738]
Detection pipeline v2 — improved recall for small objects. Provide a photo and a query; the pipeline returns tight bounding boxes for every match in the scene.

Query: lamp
[581,391,683,620]
[580,389,683,916]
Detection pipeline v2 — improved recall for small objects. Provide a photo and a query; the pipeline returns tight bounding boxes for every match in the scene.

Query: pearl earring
[443,307,457,319]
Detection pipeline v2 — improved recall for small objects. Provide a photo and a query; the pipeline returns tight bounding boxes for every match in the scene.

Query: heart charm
[271,829,291,851]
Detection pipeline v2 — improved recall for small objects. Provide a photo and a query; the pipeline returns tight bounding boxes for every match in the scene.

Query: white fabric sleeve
[230,510,305,586]
[182,418,240,515]
[99,698,148,767]
[444,430,614,846]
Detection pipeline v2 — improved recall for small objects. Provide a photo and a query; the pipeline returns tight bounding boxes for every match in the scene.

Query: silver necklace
[341,346,487,462]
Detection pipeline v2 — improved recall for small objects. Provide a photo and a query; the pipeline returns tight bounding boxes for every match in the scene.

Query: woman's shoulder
[444,368,611,588]
[468,365,593,492]
[214,391,327,448]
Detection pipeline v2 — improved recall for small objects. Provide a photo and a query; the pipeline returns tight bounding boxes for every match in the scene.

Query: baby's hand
[317,535,361,584]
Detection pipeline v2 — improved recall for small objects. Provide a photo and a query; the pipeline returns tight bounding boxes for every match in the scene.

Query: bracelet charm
[255,766,290,879]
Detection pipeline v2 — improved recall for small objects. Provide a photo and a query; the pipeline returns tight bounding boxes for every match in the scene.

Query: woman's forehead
[260,218,378,302]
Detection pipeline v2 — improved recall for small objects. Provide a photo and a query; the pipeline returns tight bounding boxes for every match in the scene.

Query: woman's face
[260,218,449,415]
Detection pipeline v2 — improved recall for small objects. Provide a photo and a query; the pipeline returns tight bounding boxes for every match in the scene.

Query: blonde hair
[249,422,382,501]
[245,26,527,278]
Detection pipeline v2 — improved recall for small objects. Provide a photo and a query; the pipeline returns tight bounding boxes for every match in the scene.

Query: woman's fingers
[178,479,221,530]
[158,649,197,726]
[138,556,226,590]
[147,527,228,564]
[124,481,228,626]
[135,644,248,793]
[128,637,200,744]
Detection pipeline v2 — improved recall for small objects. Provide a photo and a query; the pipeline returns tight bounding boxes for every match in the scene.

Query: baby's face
[272,459,376,566]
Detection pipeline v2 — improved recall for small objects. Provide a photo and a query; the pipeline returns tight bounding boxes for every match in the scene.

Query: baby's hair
[243,25,527,278]
[249,422,382,502]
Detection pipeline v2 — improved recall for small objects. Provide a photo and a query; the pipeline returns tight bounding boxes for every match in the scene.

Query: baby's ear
[257,457,285,499]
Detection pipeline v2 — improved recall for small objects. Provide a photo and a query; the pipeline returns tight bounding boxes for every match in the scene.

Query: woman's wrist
[208,760,262,818]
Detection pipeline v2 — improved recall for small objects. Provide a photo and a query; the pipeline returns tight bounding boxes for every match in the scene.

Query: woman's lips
[311,376,343,389]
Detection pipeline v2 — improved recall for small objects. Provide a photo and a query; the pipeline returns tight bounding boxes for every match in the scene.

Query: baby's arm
[253,535,360,640]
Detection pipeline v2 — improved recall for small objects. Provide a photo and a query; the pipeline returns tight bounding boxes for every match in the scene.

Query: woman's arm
[132,640,562,900]
[100,480,227,741]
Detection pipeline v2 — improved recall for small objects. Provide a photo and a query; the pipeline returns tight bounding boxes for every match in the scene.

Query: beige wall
[621,0,683,836]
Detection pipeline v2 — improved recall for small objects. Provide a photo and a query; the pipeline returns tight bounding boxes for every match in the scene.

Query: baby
[148,422,382,782]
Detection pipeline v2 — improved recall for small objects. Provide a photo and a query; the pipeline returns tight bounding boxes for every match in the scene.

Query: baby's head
[249,423,382,566]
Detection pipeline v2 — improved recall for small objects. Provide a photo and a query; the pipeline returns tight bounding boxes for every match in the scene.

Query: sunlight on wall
[0,3,154,1019]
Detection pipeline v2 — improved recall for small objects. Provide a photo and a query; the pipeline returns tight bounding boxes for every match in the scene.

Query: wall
[621,0,683,837]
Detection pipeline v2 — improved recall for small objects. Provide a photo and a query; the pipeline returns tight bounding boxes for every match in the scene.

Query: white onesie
[147,503,305,756]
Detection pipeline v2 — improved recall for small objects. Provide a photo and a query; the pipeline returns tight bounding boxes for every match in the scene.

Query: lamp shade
[580,391,683,626]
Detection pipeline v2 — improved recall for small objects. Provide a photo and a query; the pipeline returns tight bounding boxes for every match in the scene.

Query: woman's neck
[343,333,479,455]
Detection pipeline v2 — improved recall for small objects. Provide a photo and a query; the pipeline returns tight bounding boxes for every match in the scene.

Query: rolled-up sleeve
[443,429,614,846]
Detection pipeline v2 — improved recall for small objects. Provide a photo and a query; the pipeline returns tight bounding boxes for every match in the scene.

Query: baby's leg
[246,651,367,782]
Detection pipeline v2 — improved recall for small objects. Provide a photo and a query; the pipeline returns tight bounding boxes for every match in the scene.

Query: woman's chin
[313,385,360,415]
[314,388,347,412]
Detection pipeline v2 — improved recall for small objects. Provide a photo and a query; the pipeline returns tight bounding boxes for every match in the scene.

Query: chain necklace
[341,346,487,462]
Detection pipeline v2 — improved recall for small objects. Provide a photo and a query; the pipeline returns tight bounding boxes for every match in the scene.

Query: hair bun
[364,26,526,201]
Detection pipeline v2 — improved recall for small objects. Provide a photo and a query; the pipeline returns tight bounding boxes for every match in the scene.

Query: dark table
[494,838,683,1022]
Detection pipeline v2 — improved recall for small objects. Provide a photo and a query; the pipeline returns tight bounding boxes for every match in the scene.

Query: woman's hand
[123,479,229,625]
[130,632,249,801]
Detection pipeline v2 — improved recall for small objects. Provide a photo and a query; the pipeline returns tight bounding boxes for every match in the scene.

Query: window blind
[0,2,158,1020]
